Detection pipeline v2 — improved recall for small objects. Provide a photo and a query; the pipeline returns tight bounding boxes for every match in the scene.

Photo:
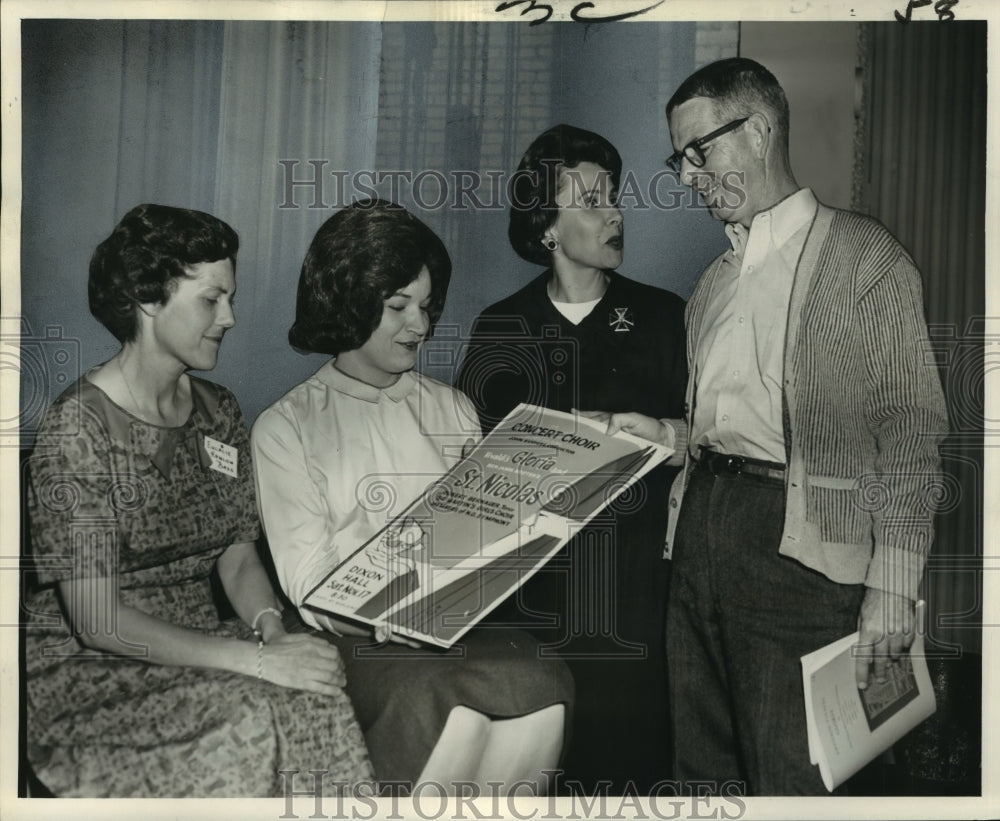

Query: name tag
[203,436,238,478]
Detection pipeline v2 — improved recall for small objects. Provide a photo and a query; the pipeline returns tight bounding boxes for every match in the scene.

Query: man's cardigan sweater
[665,204,949,602]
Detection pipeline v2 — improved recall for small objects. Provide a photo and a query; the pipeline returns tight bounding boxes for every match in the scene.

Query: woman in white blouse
[252,199,572,794]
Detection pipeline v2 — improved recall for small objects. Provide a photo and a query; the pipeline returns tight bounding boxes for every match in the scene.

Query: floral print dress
[23,375,373,797]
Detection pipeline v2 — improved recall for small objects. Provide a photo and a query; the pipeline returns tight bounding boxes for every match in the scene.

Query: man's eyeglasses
[666,117,750,172]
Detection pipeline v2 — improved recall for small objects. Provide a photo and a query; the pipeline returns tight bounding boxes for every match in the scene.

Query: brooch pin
[609,307,634,333]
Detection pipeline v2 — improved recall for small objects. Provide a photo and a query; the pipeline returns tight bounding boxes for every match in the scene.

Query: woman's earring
[542,237,558,251]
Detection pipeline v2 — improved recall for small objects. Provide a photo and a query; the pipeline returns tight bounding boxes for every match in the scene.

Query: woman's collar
[319,360,417,403]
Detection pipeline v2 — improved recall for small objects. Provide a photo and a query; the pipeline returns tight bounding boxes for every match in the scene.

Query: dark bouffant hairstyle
[88,203,239,343]
[508,124,622,266]
[666,57,790,145]
[288,199,451,356]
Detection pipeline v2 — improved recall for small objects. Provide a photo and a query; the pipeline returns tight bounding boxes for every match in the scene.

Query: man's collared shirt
[691,187,818,463]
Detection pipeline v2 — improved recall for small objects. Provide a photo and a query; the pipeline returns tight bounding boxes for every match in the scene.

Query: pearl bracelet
[256,639,264,680]
[251,606,283,636]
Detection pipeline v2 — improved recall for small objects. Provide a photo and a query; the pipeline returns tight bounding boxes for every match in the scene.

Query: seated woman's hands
[259,632,347,695]
[373,624,423,649]
[311,609,423,651]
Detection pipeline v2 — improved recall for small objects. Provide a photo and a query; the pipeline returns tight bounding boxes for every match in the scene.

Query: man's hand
[575,409,673,447]
[854,588,916,689]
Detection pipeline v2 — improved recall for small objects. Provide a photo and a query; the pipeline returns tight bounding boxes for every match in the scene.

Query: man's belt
[697,447,785,481]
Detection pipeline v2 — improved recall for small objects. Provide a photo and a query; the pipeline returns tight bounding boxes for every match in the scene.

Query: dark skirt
[286,611,574,784]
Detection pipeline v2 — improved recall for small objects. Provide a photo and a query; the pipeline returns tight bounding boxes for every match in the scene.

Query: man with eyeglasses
[598,57,947,794]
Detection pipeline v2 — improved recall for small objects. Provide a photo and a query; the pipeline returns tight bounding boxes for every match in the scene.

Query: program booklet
[302,403,671,648]
[801,600,937,791]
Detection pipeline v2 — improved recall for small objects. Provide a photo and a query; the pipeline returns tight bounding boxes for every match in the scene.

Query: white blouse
[251,361,481,630]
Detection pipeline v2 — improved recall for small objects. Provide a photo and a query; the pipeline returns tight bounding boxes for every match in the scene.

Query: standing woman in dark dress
[455,124,688,792]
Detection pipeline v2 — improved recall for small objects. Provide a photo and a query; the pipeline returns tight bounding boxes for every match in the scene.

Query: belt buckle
[726,455,745,474]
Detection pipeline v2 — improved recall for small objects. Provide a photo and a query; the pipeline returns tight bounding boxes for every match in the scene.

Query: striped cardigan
[664,204,949,601]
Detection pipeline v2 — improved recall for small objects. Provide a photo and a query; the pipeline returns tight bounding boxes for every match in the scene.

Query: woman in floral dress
[23,203,373,797]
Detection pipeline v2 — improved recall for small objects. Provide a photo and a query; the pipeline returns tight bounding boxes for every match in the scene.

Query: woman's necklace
[115,355,187,426]
[117,357,144,415]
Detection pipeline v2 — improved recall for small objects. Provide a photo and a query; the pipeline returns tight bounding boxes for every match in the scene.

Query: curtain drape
[855,21,986,656]
[209,21,382,416]
[19,20,382,427]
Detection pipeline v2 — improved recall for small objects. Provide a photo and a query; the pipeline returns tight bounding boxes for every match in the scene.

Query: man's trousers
[667,460,865,795]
